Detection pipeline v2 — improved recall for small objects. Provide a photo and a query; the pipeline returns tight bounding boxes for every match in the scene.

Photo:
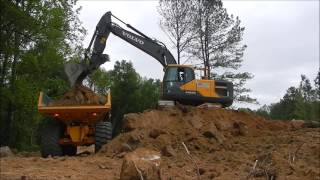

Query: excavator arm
[65,11,177,86]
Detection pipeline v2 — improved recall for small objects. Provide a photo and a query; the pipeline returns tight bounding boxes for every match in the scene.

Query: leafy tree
[311,70,320,120]
[299,75,314,101]
[135,78,161,111]
[0,0,85,150]
[88,68,112,94]
[110,60,140,135]
[255,104,271,119]
[268,86,307,120]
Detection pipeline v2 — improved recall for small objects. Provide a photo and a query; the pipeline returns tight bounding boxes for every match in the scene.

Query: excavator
[65,11,233,107]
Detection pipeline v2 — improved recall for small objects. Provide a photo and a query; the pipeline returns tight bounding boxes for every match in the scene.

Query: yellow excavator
[65,11,233,107]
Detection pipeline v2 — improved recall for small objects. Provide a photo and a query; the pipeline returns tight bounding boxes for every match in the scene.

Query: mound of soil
[101,106,288,155]
[49,85,106,106]
[99,106,320,179]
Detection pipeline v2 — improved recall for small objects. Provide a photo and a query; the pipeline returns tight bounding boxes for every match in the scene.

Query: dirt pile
[49,85,106,106]
[99,105,320,179]
[1,106,319,179]
[101,105,288,155]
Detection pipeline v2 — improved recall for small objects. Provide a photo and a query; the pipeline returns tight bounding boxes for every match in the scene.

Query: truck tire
[62,145,77,156]
[95,121,112,153]
[40,119,63,158]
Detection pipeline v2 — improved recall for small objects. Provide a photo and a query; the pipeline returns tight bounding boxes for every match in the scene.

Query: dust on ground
[1,106,319,180]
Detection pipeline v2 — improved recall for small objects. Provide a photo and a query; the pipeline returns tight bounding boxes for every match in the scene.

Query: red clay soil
[1,106,319,180]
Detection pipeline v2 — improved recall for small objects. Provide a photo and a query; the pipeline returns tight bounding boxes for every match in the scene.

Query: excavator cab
[163,65,195,93]
[163,65,195,104]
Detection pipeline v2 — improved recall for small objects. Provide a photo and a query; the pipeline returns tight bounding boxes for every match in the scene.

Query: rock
[199,168,206,175]
[187,116,203,129]
[290,120,305,130]
[203,131,215,138]
[231,122,248,136]
[0,146,13,157]
[127,134,141,145]
[169,113,177,117]
[214,120,233,131]
[121,143,133,152]
[149,129,165,139]
[202,123,225,144]
[116,152,127,158]
[122,113,140,132]
[161,145,176,157]
[98,164,107,169]
[120,148,161,180]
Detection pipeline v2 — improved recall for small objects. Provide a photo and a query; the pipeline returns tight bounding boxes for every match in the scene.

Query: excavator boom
[65,11,176,86]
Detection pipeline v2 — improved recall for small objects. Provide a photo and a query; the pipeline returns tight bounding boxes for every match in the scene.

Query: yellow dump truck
[37,91,112,157]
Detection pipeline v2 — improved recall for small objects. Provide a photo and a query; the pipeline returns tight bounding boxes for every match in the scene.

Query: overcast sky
[76,0,319,109]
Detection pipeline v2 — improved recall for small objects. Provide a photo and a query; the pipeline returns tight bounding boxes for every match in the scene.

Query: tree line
[250,72,319,122]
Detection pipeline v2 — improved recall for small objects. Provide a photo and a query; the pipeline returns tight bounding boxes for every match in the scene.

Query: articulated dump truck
[37,89,112,157]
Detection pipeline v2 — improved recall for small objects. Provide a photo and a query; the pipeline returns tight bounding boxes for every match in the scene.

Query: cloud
[224,1,319,107]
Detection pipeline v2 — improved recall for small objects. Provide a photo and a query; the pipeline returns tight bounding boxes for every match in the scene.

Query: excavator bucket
[64,63,88,87]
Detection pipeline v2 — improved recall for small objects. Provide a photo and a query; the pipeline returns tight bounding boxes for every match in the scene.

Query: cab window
[164,67,178,81]
[184,67,195,82]
[164,67,195,82]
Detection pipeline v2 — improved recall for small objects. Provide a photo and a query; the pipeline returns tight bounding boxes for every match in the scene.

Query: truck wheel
[95,121,112,152]
[40,119,63,158]
[62,145,77,156]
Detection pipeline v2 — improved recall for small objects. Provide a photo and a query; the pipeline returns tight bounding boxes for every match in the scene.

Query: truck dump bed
[38,92,111,124]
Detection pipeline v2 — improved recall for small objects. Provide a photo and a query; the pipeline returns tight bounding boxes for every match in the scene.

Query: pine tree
[158,0,194,64]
